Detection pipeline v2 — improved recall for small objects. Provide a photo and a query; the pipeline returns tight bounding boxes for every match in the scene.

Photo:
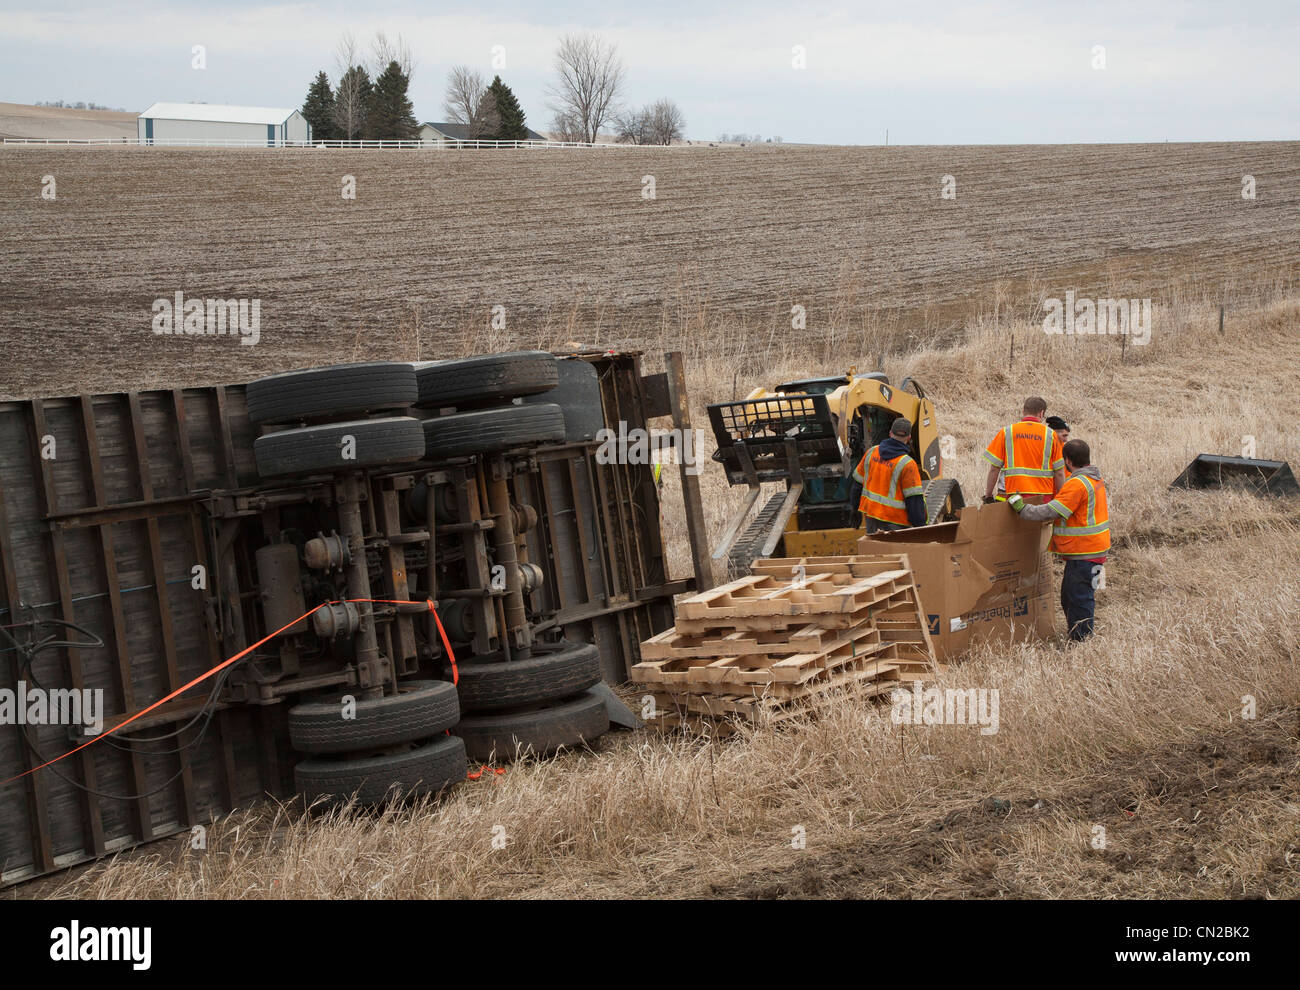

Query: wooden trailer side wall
[1,353,690,888]
[0,388,280,886]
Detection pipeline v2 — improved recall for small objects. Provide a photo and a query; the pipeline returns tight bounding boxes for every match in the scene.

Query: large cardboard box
[857,503,1054,660]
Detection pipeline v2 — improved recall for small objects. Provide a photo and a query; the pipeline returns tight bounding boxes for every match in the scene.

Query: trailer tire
[246,362,417,424]
[422,404,565,460]
[255,417,425,477]
[414,352,558,408]
[294,735,467,807]
[455,641,602,713]
[289,680,460,754]
[454,690,610,762]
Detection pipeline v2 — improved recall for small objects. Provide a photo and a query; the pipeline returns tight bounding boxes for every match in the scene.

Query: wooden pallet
[644,706,801,736]
[646,662,951,729]
[633,622,931,692]
[677,568,912,620]
[639,620,864,660]
[748,554,911,580]
[646,660,932,717]
[672,584,918,635]
[639,552,939,729]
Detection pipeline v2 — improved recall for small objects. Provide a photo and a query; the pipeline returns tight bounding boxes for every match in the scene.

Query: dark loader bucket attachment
[1170,454,1300,496]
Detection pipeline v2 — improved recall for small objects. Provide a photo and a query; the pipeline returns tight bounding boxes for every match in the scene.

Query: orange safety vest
[855,446,923,525]
[983,419,1063,496]
[1046,473,1110,558]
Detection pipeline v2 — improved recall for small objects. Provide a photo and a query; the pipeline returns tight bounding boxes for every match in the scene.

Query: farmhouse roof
[422,121,548,141]
[139,102,299,125]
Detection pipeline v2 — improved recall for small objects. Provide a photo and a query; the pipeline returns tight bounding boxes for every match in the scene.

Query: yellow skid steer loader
[709,371,964,576]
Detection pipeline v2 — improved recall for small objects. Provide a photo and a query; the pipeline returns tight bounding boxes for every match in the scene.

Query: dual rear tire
[293,737,468,807]
[417,351,565,460]
[248,361,425,479]
[290,680,465,807]
[247,353,567,478]
[451,640,609,761]
[288,642,612,802]
[454,691,609,763]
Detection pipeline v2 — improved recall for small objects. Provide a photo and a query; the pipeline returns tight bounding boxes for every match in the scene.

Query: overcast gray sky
[0,0,1296,144]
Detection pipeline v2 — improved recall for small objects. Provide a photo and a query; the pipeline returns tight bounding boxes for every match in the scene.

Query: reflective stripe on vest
[862,447,916,509]
[1002,422,1056,479]
[1053,475,1109,536]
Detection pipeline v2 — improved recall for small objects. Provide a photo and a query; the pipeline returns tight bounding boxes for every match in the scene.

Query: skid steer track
[726,491,790,578]
[923,477,964,525]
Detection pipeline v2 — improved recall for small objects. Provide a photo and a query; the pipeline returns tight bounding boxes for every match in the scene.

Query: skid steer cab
[708,370,964,577]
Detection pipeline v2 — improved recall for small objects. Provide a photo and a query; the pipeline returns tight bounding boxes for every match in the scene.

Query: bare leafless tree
[614,107,652,145]
[550,110,584,143]
[371,30,415,81]
[443,65,500,138]
[332,32,368,140]
[615,100,685,145]
[647,99,686,145]
[547,33,625,143]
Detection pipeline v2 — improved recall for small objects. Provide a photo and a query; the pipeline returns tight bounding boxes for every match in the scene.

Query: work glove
[981,495,996,505]
[1006,493,1026,513]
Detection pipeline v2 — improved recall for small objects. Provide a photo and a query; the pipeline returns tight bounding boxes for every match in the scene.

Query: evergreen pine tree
[366,60,419,140]
[301,71,336,141]
[486,75,529,140]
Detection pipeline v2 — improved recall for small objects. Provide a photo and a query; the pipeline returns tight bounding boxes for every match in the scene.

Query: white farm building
[137,103,310,145]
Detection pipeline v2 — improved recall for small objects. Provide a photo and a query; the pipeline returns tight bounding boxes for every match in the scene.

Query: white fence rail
[1,136,666,150]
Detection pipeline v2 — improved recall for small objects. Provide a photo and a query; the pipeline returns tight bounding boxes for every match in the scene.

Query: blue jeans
[1061,559,1098,641]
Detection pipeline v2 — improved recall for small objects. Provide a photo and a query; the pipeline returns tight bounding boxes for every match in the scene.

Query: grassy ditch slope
[34,292,1300,900]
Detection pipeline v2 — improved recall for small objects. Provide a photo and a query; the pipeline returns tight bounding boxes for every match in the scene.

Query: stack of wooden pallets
[633,554,938,729]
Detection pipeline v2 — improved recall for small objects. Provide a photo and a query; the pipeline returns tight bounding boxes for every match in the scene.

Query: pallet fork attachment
[708,395,842,560]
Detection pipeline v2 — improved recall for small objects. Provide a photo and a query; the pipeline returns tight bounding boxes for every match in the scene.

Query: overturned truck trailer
[0,350,710,887]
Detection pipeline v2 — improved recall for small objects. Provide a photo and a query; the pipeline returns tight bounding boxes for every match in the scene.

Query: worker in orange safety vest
[1007,438,1110,642]
[853,417,926,533]
[982,396,1065,504]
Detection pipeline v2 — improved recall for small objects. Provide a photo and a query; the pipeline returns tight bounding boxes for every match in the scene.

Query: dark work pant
[865,516,905,534]
[1060,558,1098,641]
